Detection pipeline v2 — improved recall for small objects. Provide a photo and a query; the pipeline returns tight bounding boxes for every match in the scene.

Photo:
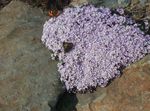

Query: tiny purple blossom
[42,5,150,92]
[116,8,125,15]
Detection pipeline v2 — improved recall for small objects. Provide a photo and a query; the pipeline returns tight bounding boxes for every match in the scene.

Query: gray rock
[0,1,63,111]
[139,0,147,5]
[70,0,130,8]
[89,0,131,7]
[70,0,88,6]
[118,0,131,7]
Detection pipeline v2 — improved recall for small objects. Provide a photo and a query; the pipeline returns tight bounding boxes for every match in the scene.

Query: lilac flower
[116,8,125,15]
[41,5,150,92]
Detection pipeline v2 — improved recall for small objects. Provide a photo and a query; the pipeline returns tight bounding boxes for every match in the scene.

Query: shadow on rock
[50,91,78,111]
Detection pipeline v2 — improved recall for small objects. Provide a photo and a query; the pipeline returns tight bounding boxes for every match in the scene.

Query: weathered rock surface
[76,55,150,111]
[0,1,63,111]
[70,0,130,7]
[70,0,150,20]
[70,0,88,6]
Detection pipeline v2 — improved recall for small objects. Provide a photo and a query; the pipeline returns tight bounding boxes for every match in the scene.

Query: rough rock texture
[126,0,150,20]
[0,0,11,9]
[70,0,150,20]
[76,55,150,111]
[0,1,63,111]
[70,0,130,7]
[70,0,88,6]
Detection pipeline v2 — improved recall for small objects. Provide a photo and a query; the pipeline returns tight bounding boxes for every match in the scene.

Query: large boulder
[76,55,150,111]
[0,1,63,111]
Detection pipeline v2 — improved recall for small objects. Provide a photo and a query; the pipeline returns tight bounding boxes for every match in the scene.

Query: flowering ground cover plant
[42,5,150,92]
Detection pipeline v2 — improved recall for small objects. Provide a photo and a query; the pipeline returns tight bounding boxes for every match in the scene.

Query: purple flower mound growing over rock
[41,5,150,92]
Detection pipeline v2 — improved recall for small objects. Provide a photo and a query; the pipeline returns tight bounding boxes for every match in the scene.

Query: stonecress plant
[42,5,150,92]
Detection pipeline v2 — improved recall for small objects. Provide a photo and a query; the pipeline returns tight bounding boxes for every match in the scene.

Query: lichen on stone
[41,5,150,92]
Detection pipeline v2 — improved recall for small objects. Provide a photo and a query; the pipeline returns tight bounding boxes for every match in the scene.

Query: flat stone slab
[0,1,63,111]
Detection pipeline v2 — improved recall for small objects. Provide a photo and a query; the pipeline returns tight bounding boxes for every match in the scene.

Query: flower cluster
[42,5,150,92]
